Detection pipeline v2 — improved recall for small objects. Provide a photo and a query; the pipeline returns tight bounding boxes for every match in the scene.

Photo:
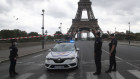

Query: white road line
[103,49,139,69]
[16,73,34,79]
[67,72,76,79]
[126,62,139,69]
[38,74,47,79]
[128,70,140,78]
[33,54,43,58]
[86,72,98,79]
[109,71,125,79]
[102,49,123,61]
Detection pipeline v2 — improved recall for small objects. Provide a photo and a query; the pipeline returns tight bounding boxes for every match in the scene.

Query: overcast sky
[0,0,140,35]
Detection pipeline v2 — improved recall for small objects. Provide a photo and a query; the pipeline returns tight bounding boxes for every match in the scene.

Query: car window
[52,43,75,52]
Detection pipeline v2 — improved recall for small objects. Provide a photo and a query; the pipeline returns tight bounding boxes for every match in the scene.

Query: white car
[45,42,80,69]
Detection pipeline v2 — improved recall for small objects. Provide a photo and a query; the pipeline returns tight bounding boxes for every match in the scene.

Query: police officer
[105,34,117,73]
[93,32,102,75]
[9,39,18,77]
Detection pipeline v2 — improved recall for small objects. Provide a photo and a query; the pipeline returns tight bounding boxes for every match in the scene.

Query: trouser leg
[112,54,116,70]
[95,53,101,72]
[9,59,14,75]
[13,60,16,73]
[109,53,116,70]
[109,56,113,70]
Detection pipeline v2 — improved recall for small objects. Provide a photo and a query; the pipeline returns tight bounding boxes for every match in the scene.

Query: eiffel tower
[68,0,102,39]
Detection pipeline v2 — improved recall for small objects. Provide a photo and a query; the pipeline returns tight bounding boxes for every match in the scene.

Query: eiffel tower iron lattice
[68,0,102,39]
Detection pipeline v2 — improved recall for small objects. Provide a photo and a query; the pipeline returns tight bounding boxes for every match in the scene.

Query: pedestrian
[9,39,18,77]
[93,32,102,75]
[105,34,117,73]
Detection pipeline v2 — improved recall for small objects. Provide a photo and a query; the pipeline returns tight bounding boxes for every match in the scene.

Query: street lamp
[115,27,116,34]
[41,9,45,49]
[128,22,130,45]
[58,22,62,33]
[45,30,48,40]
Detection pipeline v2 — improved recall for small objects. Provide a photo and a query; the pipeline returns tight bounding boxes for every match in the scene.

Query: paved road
[0,41,140,79]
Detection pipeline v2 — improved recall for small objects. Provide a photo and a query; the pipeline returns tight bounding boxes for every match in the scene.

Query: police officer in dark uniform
[105,34,117,73]
[9,39,18,77]
[93,32,102,75]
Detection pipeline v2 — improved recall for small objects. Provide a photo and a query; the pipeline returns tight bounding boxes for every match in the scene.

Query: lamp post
[41,9,45,49]
[115,27,116,34]
[45,30,48,40]
[59,23,62,33]
[128,22,130,45]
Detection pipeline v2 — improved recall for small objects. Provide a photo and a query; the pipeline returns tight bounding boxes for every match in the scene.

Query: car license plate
[54,66,64,69]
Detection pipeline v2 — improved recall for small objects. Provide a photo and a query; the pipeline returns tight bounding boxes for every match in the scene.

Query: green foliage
[116,33,126,40]
[102,33,109,39]
[54,31,63,39]
[0,29,28,38]
[46,36,54,41]
[28,32,39,36]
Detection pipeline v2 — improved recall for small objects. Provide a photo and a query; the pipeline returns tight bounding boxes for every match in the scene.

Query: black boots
[105,70,111,73]
[105,69,116,73]
[9,72,18,77]
[93,72,101,75]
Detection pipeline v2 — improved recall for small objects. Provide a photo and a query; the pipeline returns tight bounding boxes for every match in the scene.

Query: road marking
[16,73,34,79]
[38,74,47,79]
[17,62,23,64]
[102,49,123,61]
[102,49,139,69]
[67,72,76,79]
[86,72,98,79]
[32,54,43,58]
[109,71,125,79]
[126,62,139,69]
[128,70,140,78]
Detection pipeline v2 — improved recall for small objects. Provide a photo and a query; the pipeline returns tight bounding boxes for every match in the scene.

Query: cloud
[0,0,140,35]
[0,0,11,14]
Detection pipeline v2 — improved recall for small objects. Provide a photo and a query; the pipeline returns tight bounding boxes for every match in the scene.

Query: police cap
[96,32,100,36]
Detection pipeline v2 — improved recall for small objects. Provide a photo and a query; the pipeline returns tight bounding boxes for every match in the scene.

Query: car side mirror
[48,49,52,52]
[76,48,80,51]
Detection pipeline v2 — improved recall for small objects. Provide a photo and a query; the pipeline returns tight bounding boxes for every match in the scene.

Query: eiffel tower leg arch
[68,0,103,40]
[71,26,98,39]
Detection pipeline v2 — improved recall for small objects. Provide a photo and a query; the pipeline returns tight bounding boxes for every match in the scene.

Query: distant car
[45,42,80,69]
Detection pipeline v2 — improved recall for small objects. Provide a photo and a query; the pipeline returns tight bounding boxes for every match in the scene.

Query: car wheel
[76,58,80,69]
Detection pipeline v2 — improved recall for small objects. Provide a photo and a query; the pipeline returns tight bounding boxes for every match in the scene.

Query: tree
[54,31,63,39]
[28,32,39,36]
[47,35,54,41]
[102,33,109,39]
[0,30,14,38]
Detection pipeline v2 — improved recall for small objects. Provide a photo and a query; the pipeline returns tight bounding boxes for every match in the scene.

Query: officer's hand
[14,58,17,60]
[109,53,112,56]
[94,53,96,56]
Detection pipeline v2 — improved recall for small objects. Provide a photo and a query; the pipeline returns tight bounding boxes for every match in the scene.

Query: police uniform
[9,41,18,77]
[109,38,117,71]
[105,38,117,73]
[94,36,102,74]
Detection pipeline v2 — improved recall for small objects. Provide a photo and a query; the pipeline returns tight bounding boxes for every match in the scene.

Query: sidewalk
[103,40,140,46]
[0,43,55,63]
[118,41,140,46]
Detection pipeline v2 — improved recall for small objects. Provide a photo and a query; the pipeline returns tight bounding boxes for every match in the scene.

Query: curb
[0,49,48,63]
[119,44,140,47]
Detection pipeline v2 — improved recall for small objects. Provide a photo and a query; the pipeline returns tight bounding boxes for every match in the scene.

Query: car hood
[47,51,75,58]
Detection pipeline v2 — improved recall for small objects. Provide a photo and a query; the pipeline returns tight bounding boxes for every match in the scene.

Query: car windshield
[52,43,75,52]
